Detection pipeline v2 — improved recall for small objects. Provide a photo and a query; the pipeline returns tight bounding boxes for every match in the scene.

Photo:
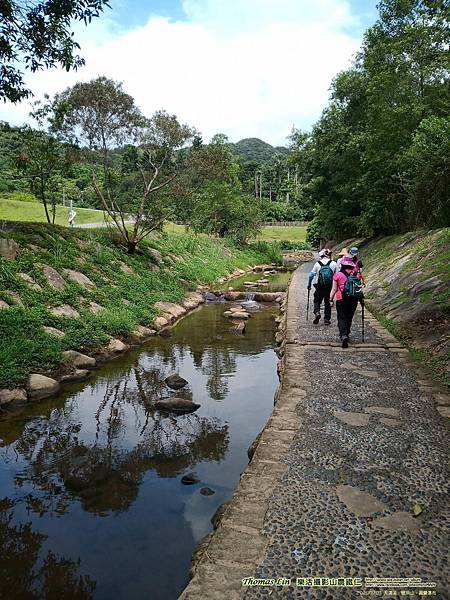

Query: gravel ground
[245,267,450,600]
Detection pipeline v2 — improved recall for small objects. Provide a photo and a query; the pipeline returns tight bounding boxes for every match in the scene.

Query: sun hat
[341,256,356,268]
[319,249,328,257]
[349,247,359,257]
[338,247,348,256]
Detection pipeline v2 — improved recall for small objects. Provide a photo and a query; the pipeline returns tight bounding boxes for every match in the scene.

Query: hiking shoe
[313,314,321,324]
[342,337,349,348]
[324,319,331,325]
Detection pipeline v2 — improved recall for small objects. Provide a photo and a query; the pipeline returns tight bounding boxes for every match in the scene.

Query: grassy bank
[258,225,307,243]
[0,198,310,243]
[0,197,106,226]
[351,228,450,388]
[0,222,282,388]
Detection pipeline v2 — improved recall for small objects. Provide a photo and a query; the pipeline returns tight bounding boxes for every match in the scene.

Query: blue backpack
[343,272,364,299]
[317,260,334,287]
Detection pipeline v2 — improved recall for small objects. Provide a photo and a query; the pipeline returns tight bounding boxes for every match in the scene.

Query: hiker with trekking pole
[306,249,338,325]
[329,256,364,348]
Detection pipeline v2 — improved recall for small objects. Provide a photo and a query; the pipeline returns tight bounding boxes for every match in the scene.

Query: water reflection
[0,302,278,599]
[0,499,95,599]
[7,377,229,516]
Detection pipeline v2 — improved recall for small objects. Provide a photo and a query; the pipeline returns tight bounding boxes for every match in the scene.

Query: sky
[0,0,379,146]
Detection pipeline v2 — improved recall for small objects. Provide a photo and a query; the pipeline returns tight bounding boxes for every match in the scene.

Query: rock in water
[181,473,200,485]
[165,374,188,389]
[241,300,259,309]
[155,397,200,413]
[200,487,215,496]
[234,322,246,334]
[227,311,250,320]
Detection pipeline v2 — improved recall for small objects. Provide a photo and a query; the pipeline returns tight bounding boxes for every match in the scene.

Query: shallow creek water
[0,296,282,600]
[217,269,292,293]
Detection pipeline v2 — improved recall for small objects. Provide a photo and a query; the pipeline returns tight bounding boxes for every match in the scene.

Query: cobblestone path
[180,266,450,600]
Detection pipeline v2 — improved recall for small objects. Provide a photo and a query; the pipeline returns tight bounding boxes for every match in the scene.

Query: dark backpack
[343,272,364,299]
[317,260,334,287]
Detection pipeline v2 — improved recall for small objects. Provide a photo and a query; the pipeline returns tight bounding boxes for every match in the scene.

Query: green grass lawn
[258,225,307,242]
[0,198,105,226]
[1,198,309,243]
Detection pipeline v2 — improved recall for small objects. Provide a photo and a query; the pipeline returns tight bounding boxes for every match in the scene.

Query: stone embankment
[179,265,449,599]
[333,228,449,386]
[0,263,285,410]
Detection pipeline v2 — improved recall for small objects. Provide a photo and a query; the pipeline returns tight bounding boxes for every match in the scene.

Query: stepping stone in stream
[165,374,188,390]
[181,473,200,485]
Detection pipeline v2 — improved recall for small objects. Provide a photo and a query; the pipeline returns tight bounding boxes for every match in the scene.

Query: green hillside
[232,138,287,164]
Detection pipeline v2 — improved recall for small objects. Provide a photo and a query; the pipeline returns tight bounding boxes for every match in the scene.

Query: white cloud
[0,0,362,145]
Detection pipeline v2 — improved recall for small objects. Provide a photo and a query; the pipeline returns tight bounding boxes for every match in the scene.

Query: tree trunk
[127,240,137,254]
[40,169,51,224]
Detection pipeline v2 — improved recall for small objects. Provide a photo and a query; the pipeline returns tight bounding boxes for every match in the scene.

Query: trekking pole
[306,288,310,321]
[361,298,365,342]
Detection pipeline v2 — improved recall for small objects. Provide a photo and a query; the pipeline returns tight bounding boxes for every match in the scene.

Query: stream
[0,283,286,600]
[217,269,291,293]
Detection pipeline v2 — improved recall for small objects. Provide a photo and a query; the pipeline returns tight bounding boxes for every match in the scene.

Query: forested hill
[231,138,288,164]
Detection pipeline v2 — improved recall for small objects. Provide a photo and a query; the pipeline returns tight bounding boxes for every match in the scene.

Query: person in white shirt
[68,209,77,227]
[307,249,338,325]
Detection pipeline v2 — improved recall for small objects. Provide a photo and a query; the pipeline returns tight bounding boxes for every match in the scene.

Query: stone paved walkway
[179,266,450,600]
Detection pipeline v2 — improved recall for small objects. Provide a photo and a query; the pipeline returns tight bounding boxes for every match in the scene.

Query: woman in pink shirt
[330,257,359,348]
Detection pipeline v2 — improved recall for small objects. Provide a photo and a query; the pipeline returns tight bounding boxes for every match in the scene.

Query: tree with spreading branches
[0,0,110,103]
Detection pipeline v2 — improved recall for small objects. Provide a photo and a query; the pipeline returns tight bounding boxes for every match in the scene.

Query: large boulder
[226,311,250,320]
[224,291,244,301]
[60,369,91,383]
[165,374,188,390]
[182,292,204,310]
[63,269,96,290]
[28,374,60,400]
[41,265,66,290]
[254,292,282,302]
[154,301,186,320]
[119,261,133,274]
[129,325,156,343]
[155,397,201,413]
[154,316,170,330]
[17,273,42,291]
[0,238,19,260]
[107,338,128,354]
[88,301,104,314]
[49,305,80,319]
[149,248,163,264]
[205,292,218,302]
[0,388,27,406]
[43,326,65,338]
[4,291,23,306]
[62,350,96,369]
[0,300,9,310]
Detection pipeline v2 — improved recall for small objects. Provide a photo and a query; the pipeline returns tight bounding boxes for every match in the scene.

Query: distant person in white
[68,209,77,227]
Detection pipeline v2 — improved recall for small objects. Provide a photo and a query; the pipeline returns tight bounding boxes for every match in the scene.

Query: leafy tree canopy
[0,0,110,103]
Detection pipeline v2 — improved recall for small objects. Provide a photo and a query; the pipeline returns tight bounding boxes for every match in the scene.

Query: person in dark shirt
[349,247,365,285]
